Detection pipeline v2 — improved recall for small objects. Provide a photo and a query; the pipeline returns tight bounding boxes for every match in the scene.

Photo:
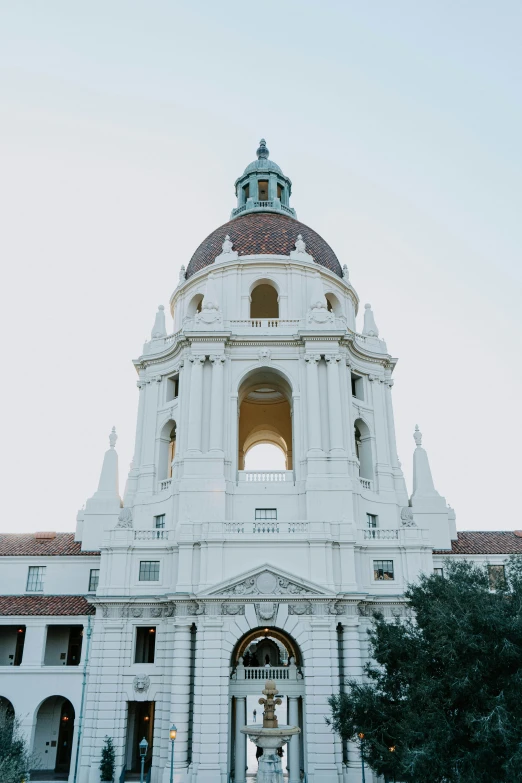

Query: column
[20,623,47,666]
[343,621,364,783]
[234,696,247,783]
[345,359,356,459]
[305,353,322,453]
[209,355,225,452]
[168,622,194,773]
[187,355,205,452]
[288,697,300,783]
[384,378,400,469]
[325,353,345,454]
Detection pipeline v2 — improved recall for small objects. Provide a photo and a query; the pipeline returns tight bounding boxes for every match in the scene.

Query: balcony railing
[134,530,170,541]
[159,478,172,492]
[224,521,309,534]
[363,529,399,540]
[229,318,300,329]
[239,471,293,482]
[232,664,303,681]
[359,477,373,490]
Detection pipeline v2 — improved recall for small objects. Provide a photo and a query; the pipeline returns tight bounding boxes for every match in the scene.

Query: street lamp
[169,724,177,783]
[139,737,148,783]
[357,733,366,783]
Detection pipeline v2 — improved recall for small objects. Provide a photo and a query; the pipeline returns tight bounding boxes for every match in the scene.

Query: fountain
[241,679,300,783]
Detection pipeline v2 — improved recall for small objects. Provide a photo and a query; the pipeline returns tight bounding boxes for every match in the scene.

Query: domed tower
[80,141,457,783]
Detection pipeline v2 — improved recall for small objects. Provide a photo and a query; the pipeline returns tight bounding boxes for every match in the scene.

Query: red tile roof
[0,595,95,616]
[434,531,522,555]
[186,211,343,279]
[0,533,99,557]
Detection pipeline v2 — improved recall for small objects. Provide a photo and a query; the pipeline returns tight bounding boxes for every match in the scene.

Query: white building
[1,139,519,783]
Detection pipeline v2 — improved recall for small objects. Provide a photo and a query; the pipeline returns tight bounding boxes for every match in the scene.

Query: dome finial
[257,138,269,160]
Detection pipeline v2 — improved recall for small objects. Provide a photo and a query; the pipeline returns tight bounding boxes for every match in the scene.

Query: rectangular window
[255,509,277,521]
[351,373,364,400]
[243,183,250,201]
[135,627,156,663]
[88,569,100,592]
[488,564,506,590]
[277,183,283,200]
[166,374,179,402]
[373,560,394,581]
[433,567,444,577]
[367,513,378,529]
[26,566,45,592]
[258,180,269,201]
[139,561,160,582]
[154,515,165,529]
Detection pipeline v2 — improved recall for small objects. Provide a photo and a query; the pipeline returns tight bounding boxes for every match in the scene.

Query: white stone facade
[0,142,516,783]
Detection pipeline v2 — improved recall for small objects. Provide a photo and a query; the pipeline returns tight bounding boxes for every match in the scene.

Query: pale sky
[0,1,521,533]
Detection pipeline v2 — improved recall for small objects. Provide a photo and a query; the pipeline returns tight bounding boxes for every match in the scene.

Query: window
[374,560,394,581]
[26,566,45,592]
[351,374,364,400]
[243,183,250,202]
[488,564,506,590]
[277,183,283,200]
[255,509,277,521]
[154,515,165,529]
[258,180,269,201]
[367,514,378,529]
[139,561,160,582]
[166,375,179,402]
[135,627,156,663]
[88,569,100,592]
[433,567,444,577]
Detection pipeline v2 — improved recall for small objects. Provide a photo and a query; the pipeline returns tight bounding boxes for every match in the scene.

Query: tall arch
[33,696,75,777]
[237,367,293,471]
[158,418,177,480]
[186,293,204,318]
[354,417,373,480]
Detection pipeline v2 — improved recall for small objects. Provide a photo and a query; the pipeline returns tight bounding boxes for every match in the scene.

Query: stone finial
[178,265,186,284]
[413,424,422,447]
[295,234,306,254]
[362,303,379,337]
[257,138,269,159]
[259,680,282,729]
[342,264,349,280]
[109,427,118,449]
[151,305,167,339]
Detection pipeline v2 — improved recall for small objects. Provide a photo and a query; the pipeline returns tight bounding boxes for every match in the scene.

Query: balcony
[228,318,300,335]
[224,521,308,535]
[239,470,293,483]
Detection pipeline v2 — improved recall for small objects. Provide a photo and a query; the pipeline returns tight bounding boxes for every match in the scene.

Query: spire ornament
[362,303,379,337]
[256,138,269,160]
[413,424,422,447]
[151,305,167,339]
[109,427,118,449]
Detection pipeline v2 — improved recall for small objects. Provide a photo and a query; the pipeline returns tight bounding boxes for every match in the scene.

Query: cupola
[231,139,296,220]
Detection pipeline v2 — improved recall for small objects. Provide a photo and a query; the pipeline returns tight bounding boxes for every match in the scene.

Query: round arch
[33,696,75,776]
[237,366,294,471]
[232,626,302,666]
[158,418,177,481]
[354,417,373,480]
[0,695,14,721]
[249,278,280,319]
[325,291,343,316]
[248,276,281,297]
[186,293,204,318]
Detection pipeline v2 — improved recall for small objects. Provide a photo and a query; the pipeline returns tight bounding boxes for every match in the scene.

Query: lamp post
[169,724,177,783]
[357,733,366,783]
[139,737,148,783]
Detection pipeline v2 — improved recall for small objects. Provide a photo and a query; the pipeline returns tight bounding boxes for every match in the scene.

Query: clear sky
[0,1,520,533]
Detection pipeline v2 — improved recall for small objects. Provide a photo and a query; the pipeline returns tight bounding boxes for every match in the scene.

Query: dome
[185,211,343,279]
[242,138,283,176]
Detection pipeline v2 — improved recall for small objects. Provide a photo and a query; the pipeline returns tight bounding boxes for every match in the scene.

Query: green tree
[0,711,35,783]
[328,558,522,783]
[100,736,116,781]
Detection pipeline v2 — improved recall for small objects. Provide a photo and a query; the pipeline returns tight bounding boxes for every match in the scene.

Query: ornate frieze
[221,570,321,597]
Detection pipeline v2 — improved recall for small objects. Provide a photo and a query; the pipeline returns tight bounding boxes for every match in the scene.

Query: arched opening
[229,627,305,783]
[354,418,373,480]
[238,369,293,472]
[0,697,15,748]
[187,293,204,318]
[158,420,177,481]
[33,696,75,778]
[244,443,286,471]
[325,292,342,316]
[250,283,279,319]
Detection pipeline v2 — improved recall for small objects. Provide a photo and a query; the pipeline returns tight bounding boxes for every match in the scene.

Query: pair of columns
[186,354,225,453]
[305,353,344,454]
[234,696,301,783]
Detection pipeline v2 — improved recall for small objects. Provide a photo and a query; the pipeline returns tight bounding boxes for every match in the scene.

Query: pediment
[197,564,334,598]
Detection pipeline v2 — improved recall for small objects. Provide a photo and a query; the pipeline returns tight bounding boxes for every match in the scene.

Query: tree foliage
[100,735,116,781]
[328,558,522,783]
[0,711,35,783]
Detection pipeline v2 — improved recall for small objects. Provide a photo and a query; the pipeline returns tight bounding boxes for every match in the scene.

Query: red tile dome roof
[185,212,342,279]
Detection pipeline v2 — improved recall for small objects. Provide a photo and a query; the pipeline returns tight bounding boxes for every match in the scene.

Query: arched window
[354,418,373,480]
[250,283,279,319]
[158,420,177,481]
[187,294,204,318]
[325,293,342,316]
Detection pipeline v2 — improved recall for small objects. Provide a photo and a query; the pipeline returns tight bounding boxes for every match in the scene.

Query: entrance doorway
[125,701,155,779]
[32,696,75,780]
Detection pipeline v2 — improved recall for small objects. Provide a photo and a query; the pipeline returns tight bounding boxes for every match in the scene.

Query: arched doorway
[229,627,305,783]
[238,368,293,473]
[33,696,75,779]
